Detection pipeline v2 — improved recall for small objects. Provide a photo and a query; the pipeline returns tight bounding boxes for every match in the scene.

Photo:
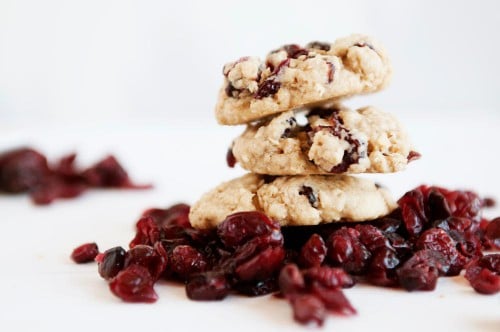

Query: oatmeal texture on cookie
[189,174,396,229]
[231,105,417,175]
[216,34,392,125]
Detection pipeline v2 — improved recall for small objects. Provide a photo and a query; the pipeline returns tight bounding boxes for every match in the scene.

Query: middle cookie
[230,104,420,175]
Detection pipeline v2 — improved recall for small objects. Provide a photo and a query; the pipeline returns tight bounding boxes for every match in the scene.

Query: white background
[1,0,500,125]
[0,1,499,331]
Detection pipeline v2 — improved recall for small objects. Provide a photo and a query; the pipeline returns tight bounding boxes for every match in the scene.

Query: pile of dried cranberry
[73,185,500,326]
[0,147,150,205]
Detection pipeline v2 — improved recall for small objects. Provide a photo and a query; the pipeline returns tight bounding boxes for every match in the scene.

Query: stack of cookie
[190,34,419,228]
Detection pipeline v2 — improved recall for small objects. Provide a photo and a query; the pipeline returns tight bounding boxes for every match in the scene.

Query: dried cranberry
[398,189,427,237]
[479,254,500,273]
[282,44,308,58]
[279,264,305,295]
[310,283,356,315]
[367,248,399,287]
[326,61,334,83]
[416,228,466,276]
[306,41,331,51]
[356,224,391,253]
[217,211,279,249]
[298,186,318,208]
[98,246,126,280]
[255,79,281,99]
[299,234,326,268]
[226,148,237,168]
[82,155,150,189]
[291,294,326,326]
[235,246,285,281]
[407,150,421,162]
[327,227,371,274]
[427,189,451,221]
[71,242,99,263]
[465,256,500,295]
[30,177,87,205]
[142,204,191,228]
[485,217,500,248]
[234,278,279,297]
[129,216,160,248]
[124,245,167,280]
[170,245,208,279]
[0,148,50,193]
[186,272,230,301]
[397,250,441,291]
[353,42,375,51]
[302,266,354,289]
[109,265,158,303]
[482,197,496,208]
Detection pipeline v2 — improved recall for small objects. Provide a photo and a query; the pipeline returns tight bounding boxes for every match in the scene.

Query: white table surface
[1,110,499,331]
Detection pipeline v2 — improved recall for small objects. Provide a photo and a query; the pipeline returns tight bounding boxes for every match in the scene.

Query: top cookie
[215,34,392,125]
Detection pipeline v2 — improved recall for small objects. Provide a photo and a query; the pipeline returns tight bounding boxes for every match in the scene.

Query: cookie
[215,34,392,125]
[189,173,396,229]
[230,105,419,175]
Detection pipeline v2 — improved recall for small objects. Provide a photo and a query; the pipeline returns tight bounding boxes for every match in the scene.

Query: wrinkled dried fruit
[71,243,99,263]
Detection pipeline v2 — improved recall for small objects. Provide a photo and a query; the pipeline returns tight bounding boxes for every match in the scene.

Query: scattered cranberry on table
[73,185,499,326]
[0,147,151,205]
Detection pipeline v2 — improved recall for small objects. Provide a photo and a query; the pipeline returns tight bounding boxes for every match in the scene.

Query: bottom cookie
[189,174,396,229]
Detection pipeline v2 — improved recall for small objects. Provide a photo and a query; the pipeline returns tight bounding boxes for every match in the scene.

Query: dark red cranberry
[124,245,167,280]
[398,189,427,237]
[465,256,500,295]
[373,217,402,233]
[353,42,376,51]
[479,254,500,273]
[485,217,500,248]
[327,227,371,274]
[416,228,466,276]
[434,216,472,233]
[355,224,391,253]
[129,216,160,248]
[326,61,334,83]
[385,232,411,257]
[482,197,496,208]
[299,234,326,268]
[109,264,158,303]
[407,150,421,162]
[367,248,399,287]
[397,250,440,291]
[221,233,284,273]
[71,242,99,263]
[30,176,87,205]
[298,186,318,208]
[226,148,237,168]
[186,272,230,301]
[98,246,126,280]
[234,278,279,297]
[0,148,50,193]
[142,204,191,228]
[54,153,79,178]
[217,211,279,249]
[279,264,305,295]
[170,245,208,279]
[303,266,354,289]
[235,246,285,281]
[310,283,356,316]
[291,294,326,326]
[282,44,309,58]
[427,189,451,221]
[82,155,150,189]
[255,79,281,99]
[306,41,331,51]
